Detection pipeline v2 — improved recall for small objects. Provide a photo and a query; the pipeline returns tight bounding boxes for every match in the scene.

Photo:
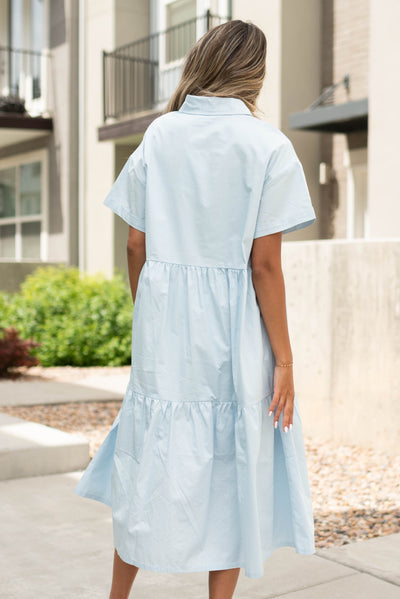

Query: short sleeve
[253,138,316,238]
[102,140,146,232]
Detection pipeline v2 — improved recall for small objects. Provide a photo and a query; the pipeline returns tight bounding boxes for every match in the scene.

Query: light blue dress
[74,94,317,578]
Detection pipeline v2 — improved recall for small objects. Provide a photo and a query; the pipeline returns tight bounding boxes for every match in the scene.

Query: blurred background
[0,2,399,596]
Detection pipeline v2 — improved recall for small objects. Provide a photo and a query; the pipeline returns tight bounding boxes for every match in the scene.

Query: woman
[74,18,316,599]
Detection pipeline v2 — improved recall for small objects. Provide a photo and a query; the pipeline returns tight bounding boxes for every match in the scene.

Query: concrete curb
[0,412,90,480]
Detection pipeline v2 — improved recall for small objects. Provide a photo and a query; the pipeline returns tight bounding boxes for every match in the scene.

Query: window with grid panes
[0,158,44,260]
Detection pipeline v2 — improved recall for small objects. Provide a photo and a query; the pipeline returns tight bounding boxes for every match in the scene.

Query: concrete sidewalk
[0,373,130,407]
[1,469,399,599]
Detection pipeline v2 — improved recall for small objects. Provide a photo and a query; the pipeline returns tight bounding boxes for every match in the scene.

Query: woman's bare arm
[126,226,146,303]
[250,232,294,432]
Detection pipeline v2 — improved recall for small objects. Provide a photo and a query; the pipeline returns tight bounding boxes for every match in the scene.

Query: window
[0,149,48,261]
[5,0,49,115]
[165,0,197,63]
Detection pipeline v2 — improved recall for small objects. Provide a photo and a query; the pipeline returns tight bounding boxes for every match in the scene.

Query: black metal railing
[0,45,49,108]
[306,75,350,110]
[103,10,229,121]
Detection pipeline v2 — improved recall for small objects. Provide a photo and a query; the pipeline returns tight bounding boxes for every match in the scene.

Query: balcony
[100,10,229,140]
[0,45,53,149]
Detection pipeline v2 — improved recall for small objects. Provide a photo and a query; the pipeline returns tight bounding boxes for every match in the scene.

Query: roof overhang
[98,110,162,144]
[0,112,53,149]
[289,97,368,133]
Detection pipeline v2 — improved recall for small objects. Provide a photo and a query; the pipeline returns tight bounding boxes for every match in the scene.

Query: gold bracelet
[276,361,293,367]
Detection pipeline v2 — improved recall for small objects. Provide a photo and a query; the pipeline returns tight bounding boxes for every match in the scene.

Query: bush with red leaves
[0,326,41,378]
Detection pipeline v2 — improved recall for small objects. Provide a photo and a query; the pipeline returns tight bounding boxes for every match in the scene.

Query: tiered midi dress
[73,93,317,578]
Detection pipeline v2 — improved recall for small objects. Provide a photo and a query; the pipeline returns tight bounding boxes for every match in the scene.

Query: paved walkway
[1,469,399,599]
[0,373,129,407]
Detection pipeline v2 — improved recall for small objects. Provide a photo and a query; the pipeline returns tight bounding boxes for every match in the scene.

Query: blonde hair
[162,19,267,118]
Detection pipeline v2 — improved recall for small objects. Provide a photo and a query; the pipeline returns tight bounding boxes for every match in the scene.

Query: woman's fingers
[268,392,280,417]
[268,392,294,432]
[273,396,286,428]
[282,399,294,432]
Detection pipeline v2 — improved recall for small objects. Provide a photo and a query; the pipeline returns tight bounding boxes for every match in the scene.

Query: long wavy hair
[162,19,267,118]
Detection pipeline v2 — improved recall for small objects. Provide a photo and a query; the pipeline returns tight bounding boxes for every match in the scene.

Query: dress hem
[72,487,316,578]
[113,541,316,579]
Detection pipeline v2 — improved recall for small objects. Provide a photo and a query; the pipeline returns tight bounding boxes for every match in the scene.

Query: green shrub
[0,265,133,367]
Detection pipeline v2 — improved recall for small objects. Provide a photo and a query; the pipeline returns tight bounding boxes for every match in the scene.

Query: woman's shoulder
[143,110,181,136]
[248,117,292,145]
[233,116,294,158]
[142,108,293,156]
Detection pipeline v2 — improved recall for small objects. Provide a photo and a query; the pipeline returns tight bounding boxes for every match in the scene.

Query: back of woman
[74,18,317,598]
[144,95,277,267]
[104,92,315,403]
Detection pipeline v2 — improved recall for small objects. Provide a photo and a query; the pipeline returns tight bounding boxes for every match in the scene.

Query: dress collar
[178,94,253,116]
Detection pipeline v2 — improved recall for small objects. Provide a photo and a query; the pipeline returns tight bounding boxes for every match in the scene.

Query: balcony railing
[103,10,230,121]
[0,45,51,116]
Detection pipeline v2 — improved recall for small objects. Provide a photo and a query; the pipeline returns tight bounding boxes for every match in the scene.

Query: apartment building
[0,0,78,289]
[0,0,399,290]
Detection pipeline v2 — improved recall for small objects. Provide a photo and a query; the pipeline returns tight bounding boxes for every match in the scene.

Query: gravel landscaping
[1,365,399,551]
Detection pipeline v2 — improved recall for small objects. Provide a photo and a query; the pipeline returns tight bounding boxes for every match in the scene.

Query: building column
[84,0,115,277]
[368,0,400,238]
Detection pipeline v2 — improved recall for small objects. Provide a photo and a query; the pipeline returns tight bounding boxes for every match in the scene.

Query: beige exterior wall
[320,0,369,239]
[324,0,369,105]
[115,0,150,42]
[47,0,80,265]
[84,0,150,277]
[368,0,400,237]
[283,240,400,455]
[233,0,321,242]
[280,0,321,242]
[234,0,282,125]
[84,1,115,277]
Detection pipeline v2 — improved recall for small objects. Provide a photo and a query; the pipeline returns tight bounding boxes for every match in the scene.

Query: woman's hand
[268,366,294,432]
